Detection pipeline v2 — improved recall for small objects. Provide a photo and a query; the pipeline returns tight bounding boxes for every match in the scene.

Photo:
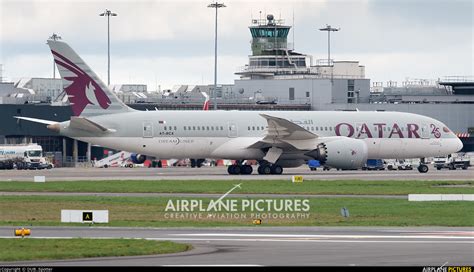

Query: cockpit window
[443,127,450,133]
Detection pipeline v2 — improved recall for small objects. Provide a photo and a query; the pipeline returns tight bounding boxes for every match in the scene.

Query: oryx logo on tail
[52,50,111,116]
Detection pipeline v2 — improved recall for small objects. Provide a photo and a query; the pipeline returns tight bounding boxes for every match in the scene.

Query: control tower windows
[250,28,290,38]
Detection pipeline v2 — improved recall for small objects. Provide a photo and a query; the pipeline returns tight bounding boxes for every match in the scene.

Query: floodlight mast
[319,24,340,66]
[99,9,118,86]
[208,2,226,110]
[49,33,61,78]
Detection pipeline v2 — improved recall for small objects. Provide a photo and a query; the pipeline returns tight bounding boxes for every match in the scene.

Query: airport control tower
[236,14,310,79]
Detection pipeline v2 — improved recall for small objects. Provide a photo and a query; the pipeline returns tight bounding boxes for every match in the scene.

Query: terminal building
[0,14,472,166]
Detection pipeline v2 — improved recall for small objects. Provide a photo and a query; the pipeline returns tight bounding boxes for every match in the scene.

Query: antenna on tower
[292,8,295,51]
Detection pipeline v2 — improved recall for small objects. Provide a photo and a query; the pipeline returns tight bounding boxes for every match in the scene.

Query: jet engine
[305,138,368,169]
[130,153,147,164]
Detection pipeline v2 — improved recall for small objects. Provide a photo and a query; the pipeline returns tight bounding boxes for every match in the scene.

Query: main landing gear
[226,161,284,175]
[227,164,253,175]
[257,164,283,175]
[417,158,429,173]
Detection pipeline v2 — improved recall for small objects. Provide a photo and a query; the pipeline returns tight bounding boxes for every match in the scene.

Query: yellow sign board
[83,212,93,222]
[253,219,262,225]
[292,175,304,183]
[14,228,31,237]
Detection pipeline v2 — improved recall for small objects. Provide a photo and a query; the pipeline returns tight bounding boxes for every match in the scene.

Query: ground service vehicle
[0,144,52,170]
[434,155,470,170]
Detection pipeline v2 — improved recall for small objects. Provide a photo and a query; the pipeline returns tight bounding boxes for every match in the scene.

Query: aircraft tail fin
[201,92,210,111]
[47,39,134,117]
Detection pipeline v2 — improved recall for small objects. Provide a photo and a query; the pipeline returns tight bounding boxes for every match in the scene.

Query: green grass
[0,238,190,262]
[0,195,472,227]
[0,179,473,195]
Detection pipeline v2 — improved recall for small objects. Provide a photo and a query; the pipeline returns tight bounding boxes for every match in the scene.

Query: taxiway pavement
[0,226,472,266]
[0,166,472,181]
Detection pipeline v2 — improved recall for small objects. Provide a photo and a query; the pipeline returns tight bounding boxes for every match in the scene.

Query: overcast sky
[1,0,472,90]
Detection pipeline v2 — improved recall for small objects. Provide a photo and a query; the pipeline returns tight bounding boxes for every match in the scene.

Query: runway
[0,226,472,266]
[0,166,472,181]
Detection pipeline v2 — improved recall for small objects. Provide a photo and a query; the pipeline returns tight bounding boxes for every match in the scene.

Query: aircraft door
[355,123,363,138]
[421,124,430,139]
[143,121,154,138]
[228,121,238,138]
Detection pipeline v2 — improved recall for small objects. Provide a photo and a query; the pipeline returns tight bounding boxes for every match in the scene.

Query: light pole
[99,9,117,86]
[318,24,340,66]
[208,2,226,110]
[49,33,61,78]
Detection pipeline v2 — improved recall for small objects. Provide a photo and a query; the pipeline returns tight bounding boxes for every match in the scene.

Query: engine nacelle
[130,154,147,164]
[305,138,368,169]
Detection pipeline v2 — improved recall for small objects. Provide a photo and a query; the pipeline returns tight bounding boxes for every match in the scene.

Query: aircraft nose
[455,137,463,152]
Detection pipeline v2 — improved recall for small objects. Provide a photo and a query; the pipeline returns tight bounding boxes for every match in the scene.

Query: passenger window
[211,126,214,131]
[193,126,196,130]
[248,126,251,130]
[164,126,167,131]
[252,126,255,130]
[202,126,205,130]
[325,127,328,131]
[174,126,177,130]
[207,126,209,130]
[184,126,187,130]
[220,126,224,130]
[188,126,191,130]
[330,127,333,131]
[197,126,200,130]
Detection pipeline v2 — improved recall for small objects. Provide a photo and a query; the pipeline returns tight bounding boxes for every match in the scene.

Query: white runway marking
[1,235,472,244]
[174,233,474,239]
[162,265,262,267]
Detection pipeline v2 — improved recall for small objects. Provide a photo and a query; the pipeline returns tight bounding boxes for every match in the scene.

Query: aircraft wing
[260,113,318,141]
[247,114,320,162]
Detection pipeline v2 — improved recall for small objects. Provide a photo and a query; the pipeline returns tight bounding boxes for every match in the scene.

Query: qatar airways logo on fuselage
[52,50,111,116]
[335,123,442,139]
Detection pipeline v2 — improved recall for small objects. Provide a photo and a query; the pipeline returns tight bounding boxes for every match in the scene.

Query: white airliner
[16,39,463,175]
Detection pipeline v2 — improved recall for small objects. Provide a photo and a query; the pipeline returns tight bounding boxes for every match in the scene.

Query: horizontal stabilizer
[14,116,58,125]
[69,117,115,134]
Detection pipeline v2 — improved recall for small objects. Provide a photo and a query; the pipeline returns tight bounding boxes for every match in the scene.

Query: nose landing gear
[417,158,429,173]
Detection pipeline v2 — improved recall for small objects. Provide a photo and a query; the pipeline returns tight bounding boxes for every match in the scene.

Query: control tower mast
[236,14,310,79]
[250,14,291,55]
